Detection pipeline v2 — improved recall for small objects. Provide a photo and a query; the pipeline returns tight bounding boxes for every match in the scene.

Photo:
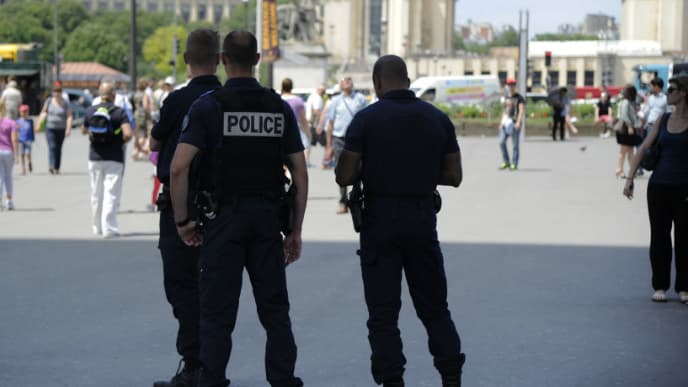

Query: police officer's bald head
[222,30,259,71]
[372,55,410,97]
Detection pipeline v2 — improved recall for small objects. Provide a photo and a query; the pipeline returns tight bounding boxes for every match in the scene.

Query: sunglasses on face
[667,86,679,94]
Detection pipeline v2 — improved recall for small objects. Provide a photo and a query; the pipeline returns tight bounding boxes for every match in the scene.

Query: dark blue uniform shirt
[84,102,130,163]
[344,89,460,195]
[178,77,304,155]
[151,75,222,184]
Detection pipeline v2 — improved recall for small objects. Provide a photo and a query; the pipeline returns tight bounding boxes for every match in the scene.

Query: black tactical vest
[211,86,287,198]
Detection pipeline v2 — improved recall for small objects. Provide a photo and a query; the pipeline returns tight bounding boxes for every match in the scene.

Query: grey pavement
[1,133,686,387]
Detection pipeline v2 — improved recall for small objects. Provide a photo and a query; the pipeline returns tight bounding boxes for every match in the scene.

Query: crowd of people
[1,24,686,387]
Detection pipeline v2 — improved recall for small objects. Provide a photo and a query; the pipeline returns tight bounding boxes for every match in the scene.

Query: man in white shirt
[0,80,22,119]
[638,78,668,176]
[642,78,668,135]
[305,84,325,147]
[325,77,367,214]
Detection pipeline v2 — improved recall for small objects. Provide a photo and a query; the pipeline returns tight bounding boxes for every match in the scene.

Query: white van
[410,76,501,106]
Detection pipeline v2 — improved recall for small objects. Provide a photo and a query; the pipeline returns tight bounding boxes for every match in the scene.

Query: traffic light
[175,38,181,53]
[545,51,552,67]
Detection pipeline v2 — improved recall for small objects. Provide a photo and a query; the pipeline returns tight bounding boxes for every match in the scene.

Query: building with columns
[620,0,688,53]
[80,0,240,24]
[322,0,455,63]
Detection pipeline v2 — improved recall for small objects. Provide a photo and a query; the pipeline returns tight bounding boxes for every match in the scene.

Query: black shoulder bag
[640,113,668,171]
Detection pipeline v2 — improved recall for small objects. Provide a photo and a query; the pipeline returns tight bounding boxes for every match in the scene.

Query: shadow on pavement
[1,239,686,387]
[4,207,56,212]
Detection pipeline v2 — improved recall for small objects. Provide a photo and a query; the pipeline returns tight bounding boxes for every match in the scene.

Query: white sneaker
[103,231,120,239]
[6,200,14,210]
[679,291,688,304]
[652,290,668,302]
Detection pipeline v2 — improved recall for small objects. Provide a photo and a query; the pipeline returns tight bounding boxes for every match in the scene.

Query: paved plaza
[1,133,686,387]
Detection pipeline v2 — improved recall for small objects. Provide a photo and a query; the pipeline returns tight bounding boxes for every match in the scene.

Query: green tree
[493,25,519,47]
[62,23,128,71]
[533,33,599,41]
[453,31,466,51]
[0,0,88,61]
[142,25,189,79]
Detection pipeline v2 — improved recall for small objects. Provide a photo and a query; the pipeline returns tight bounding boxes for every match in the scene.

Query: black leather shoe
[382,378,404,387]
[441,375,461,387]
[153,359,198,387]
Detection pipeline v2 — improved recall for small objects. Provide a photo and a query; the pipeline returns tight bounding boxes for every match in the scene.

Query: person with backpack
[81,82,132,238]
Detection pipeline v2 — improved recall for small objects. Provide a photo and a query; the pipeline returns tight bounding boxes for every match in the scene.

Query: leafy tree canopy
[142,25,189,80]
[62,23,129,72]
[533,33,599,41]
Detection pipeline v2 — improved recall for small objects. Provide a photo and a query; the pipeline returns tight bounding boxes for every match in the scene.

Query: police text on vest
[224,112,285,137]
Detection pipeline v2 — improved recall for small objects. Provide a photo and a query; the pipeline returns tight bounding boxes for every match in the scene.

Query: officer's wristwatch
[175,217,192,228]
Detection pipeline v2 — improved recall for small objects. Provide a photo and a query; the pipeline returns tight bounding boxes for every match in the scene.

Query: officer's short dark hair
[372,55,408,86]
[186,29,220,66]
[281,78,293,93]
[222,30,258,69]
[650,78,664,89]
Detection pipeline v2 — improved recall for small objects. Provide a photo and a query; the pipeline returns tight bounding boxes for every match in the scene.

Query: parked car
[63,88,93,128]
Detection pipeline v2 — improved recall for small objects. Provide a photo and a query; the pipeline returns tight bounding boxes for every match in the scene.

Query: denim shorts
[20,141,32,155]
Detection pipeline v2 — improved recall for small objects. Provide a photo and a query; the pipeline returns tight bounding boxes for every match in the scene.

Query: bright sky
[454,0,622,36]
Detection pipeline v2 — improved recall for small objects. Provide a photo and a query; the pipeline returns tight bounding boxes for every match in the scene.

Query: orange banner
[261,0,280,63]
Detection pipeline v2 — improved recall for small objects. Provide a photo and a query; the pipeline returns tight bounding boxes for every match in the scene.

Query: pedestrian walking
[335,55,466,387]
[549,87,568,141]
[499,77,524,170]
[132,78,152,161]
[37,81,73,175]
[306,84,326,148]
[170,30,307,387]
[281,78,311,164]
[638,78,668,176]
[595,92,613,138]
[148,28,222,387]
[16,104,34,175]
[0,79,22,120]
[325,76,367,213]
[623,74,688,304]
[615,85,642,178]
[0,100,18,210]
[82,82,132,238]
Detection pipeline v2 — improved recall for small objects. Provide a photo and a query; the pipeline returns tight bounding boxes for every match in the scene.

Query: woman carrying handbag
[623,74,688,304]
[615,85,642,178]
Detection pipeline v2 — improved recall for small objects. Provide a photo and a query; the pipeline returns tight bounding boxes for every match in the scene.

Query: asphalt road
[1,133,686,387]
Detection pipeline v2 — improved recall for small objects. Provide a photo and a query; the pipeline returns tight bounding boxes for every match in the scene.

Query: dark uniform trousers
[358,196,464,384]
[198,197,299,387]
[158,205,201,367]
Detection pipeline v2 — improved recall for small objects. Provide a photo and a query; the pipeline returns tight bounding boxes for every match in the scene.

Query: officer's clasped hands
[177,221,203,247]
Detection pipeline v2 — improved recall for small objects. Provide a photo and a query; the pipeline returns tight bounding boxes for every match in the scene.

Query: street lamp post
[243,0,249,30]
[53,0,59,82]
[130,0,137,93]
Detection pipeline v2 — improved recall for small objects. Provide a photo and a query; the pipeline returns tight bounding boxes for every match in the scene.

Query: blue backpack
[88,106,121,144]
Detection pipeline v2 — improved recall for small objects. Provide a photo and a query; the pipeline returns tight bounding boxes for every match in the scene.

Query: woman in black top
[595,92,612,138]
[624,75,688,304]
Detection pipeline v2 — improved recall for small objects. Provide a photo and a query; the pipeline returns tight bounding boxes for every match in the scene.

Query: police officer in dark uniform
[336,55,466,387]
[149,29,222,387]
[169,31,307,387]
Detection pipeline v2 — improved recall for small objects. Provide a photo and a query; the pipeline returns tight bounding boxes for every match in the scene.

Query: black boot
[153,359,199,387]
[382,378,404,387]
[441,375,461,387]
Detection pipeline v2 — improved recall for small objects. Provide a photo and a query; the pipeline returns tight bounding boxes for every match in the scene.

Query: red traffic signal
[545,51,552,67]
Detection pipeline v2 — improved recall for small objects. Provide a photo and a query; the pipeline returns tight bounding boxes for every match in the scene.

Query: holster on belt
[280,183,297,236]
[349,182,364,233]
[432,189,442,214]
[156,190,171,211]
